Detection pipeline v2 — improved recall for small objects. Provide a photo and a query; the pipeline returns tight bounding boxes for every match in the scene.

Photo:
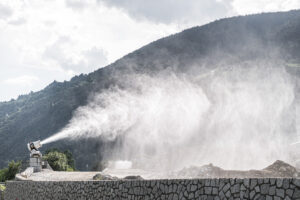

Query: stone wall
[5,178,300,200]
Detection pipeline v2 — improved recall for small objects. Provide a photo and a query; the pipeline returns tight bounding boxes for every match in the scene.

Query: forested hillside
[0,10,300,170]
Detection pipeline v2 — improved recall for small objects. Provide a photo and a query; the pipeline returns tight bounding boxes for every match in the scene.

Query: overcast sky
[0,0,299,102]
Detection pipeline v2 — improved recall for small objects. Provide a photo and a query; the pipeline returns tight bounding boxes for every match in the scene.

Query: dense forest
[0,10,300,170]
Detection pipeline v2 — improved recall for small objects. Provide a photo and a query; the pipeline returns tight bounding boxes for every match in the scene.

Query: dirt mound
[93,173,119,180]
[174,164,224,178]
[174,160,300,178]
[263,160,299,177]
[92,173,144,180]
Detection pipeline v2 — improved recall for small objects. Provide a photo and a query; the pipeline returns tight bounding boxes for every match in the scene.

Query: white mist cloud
[42,73,211,143]
[42,62,296,171]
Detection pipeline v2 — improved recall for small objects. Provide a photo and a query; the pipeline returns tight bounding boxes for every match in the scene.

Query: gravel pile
[173,160,300,178]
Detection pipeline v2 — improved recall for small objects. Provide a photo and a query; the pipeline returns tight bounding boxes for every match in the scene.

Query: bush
[0,184,5,200]
[0,161,21,182]
[0,184,5,191]
[43,149,75,171]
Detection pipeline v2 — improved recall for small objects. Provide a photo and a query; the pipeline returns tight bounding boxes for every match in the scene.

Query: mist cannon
[27,140,43,172]
[27,140,42,157]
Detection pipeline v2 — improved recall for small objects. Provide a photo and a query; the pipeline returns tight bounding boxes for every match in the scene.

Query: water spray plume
[41,62,297,171]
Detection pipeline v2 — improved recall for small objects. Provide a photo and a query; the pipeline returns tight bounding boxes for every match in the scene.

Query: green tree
[0,161,21,182]
[43,149,75,171]
[64,150,75,170]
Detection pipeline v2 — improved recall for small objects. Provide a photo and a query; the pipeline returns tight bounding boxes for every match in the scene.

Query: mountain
[0,10,300,170]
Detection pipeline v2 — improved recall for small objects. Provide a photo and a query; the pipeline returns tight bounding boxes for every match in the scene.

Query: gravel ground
[18,160,299,181]
[21,169,160,181]
[25,169,99,181]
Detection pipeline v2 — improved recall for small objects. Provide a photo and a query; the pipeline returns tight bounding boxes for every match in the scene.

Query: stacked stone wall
[0,190,3,200]
[5,178,300,199]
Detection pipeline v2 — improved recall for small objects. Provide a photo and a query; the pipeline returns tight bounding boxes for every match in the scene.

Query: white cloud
[97,0,234,25]
[231,0,300,15]
[3,75,39,86]
[0,0,179,101]
[0,0,299,101]
[83,47,108,70]
[65,0,89,11]
[0,3,13,19]
[8,17,26,25]
[43,36,108,73]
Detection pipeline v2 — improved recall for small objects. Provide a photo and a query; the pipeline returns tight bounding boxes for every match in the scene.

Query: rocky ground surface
[22,169,99,181]
[17,160,299,181]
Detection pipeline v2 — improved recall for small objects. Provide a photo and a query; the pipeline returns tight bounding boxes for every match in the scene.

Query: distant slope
[1,10,300,170]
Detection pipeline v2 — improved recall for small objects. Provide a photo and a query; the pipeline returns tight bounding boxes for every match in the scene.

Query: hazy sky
[0,0,299,102]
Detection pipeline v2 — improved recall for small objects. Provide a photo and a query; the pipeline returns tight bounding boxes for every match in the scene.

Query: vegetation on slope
[43,149,75,171]
[0,161,21,182]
